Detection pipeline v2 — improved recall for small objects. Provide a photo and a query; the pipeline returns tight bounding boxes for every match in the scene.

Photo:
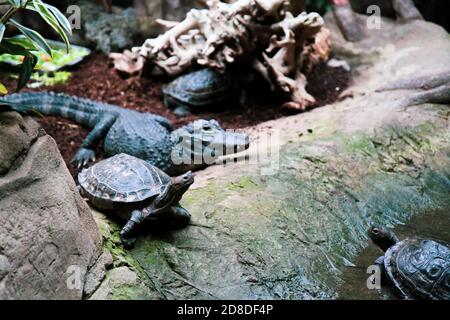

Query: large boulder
[72,1,203,54]
[72,1,141,55]
[133,0,202,35]
[0,111,102,299]
[89,17,450,299]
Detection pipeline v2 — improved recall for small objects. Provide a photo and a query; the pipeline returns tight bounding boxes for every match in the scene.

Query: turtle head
[154,171,194,208]
[169,119,250,174]
[171,171,195,194]
[368,225,399,252]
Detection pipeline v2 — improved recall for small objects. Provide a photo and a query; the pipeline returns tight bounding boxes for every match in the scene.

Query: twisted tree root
[394,84,450,109]
[376,71,450,108]
[377,71,450,91]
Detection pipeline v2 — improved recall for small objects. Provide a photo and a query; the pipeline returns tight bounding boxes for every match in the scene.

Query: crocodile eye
[202,126,213,133]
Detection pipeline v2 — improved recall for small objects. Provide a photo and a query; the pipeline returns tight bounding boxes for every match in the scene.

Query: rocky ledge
[87,17,450,299]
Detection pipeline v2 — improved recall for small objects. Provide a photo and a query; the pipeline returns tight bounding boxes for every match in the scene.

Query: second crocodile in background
[0,92,250,175]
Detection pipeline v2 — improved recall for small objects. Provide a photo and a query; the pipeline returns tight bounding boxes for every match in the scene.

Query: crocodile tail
[0,91,113,126]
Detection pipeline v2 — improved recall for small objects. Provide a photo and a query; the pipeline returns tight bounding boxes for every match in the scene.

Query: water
[338,208,450,299]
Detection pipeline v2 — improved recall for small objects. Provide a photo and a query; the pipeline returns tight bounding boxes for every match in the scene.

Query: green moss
[108,284,152,300]
[180,180,226,209]
[227,176,264,192]
[340,133,377,155]
[92,120,450,299]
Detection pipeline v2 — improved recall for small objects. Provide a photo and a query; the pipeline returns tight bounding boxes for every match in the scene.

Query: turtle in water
[162,68,242,116]
[78,153,194,248]
[368,225,450,299]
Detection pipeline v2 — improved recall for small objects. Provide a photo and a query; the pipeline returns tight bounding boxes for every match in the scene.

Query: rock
[134,0,201,35]
[160,0,200,22]
[74,1,253,54]
[73,1,141,55]
[89,266,155,300]
[83,250,113,297]
[93,18,450,299]
[89,266,136,300]
[0,111,102,299]
[0,111,41,176]
[0,255,11,280]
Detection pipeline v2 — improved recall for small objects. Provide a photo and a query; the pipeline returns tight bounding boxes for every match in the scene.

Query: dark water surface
[338,208,450,299]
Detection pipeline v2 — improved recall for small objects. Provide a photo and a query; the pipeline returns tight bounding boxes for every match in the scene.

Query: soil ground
[0,53,350,177]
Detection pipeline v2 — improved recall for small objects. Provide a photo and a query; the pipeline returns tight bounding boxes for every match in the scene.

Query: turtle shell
[162,68,236,107]
[78,153,171,210]
[384,238,450,299]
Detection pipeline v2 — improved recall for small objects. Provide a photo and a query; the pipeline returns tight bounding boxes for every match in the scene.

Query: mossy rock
[90,17,450,299]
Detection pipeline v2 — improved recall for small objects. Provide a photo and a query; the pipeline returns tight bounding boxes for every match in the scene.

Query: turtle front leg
[120,210,145,249]
[163,96,192,117]
[374,255,388,285]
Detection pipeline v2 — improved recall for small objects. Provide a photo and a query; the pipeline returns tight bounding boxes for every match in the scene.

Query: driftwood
[110,0,331,110]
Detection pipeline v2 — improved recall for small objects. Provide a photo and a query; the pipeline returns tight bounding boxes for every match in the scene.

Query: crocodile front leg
[71,113,118,168]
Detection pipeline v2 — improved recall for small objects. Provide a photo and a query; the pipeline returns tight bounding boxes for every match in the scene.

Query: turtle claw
[71,148,96,169]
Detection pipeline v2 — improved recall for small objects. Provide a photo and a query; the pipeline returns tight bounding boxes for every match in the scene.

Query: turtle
[162,68,242,117]
[78,153,194,248]
[368,225,450,300]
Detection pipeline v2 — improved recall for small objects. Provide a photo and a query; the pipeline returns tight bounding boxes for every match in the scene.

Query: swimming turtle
[368,225,450,300]
[78,153,194,248]
[162,68,240,116]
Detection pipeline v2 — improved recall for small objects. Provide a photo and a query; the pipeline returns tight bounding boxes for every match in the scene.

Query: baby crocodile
[0,92,249,175]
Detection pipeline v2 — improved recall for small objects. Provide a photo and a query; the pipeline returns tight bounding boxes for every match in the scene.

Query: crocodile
[0,92,250,175]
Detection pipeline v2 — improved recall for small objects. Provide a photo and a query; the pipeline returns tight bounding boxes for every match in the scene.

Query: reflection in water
[338,209,450,299]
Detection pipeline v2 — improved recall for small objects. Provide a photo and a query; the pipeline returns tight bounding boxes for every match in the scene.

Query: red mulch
[0,52,350,177]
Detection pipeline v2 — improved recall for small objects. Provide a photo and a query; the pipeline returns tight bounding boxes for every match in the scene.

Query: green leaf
[0,82,8,95]
[29,0,70,53]
[3,35,38,51]
[0,39,38,91]
[0,38,28,55]
[17,52,38,91]
[6,0,22,8]
[45,4,72,36]
[0,23,5,44]
[8,19,52,57]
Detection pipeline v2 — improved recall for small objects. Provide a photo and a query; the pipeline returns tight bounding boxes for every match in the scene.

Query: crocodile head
[169,119,250,175]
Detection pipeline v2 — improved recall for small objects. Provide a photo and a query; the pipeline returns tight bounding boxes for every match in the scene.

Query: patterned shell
[78,153,171,204]
[163,68,235,106]
[384,238,450,299]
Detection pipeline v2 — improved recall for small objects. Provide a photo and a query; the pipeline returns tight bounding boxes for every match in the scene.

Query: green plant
[0,0,72,94]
